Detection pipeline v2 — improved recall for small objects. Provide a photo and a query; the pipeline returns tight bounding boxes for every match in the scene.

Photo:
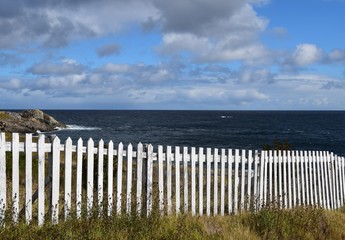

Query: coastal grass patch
[242,205,331,239]
[2,207,345,239]
[0,112,11,121]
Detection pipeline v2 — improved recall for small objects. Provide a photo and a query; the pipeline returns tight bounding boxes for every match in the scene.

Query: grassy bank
[1,206,345,239]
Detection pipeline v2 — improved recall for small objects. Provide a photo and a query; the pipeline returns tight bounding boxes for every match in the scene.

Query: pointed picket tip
[66,137,72,143]
[99,139,104,145]
[128,143,133,148]
[118,142,123,148]
[52,136,60,143]
[77,138,83,143]
[108,140,113,145]
[88,138,94,144]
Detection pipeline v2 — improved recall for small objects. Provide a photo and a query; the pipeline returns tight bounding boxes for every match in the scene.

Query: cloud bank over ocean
[0,0,344,110]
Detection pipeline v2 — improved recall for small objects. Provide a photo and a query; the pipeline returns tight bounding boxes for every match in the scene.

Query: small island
[0,109,66,133]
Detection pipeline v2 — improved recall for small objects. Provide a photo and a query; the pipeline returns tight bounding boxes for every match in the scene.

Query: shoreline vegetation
[0,109,66,133]
[1,206,345,239]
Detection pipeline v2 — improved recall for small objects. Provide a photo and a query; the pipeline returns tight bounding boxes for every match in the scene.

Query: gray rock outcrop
[0,109,66,133]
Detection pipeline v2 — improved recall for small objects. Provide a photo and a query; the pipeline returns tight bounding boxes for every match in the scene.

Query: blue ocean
[43,110,345,156]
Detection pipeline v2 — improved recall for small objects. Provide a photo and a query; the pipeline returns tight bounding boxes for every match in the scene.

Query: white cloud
[291,44,323,66]
[158,2,269,62]
[328,49,345,62]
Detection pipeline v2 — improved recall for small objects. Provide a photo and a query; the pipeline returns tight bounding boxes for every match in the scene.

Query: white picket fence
[0,132,345,226]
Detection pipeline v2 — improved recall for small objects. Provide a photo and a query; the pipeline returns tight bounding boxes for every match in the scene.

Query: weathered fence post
[47,135,55,218]
[142,144,148,217]
[0,133,6,225]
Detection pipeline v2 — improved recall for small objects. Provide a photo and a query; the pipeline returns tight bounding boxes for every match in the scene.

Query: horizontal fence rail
[0,132,345,226]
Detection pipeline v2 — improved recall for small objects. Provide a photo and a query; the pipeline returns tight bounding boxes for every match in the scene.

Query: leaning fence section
[0,132,345,226]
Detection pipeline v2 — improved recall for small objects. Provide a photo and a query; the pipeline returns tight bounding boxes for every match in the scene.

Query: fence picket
[292,151,297,207]
[317,151,324,208]
[183,147,188,213]
[269,151,273,203]
[158,145,164,215]
[116,143,123,215]
[340,157,345,206]
[333,153,338,209]
[51,136,61,224]
[175,146,181,214]
[283,151,287,208]
[198,147,204,215]
[136,143,143,215]
[76,138,83,219]
[166,146,172,215]
[234,149,239,214]
[147,144,153,216]
[259,150,266,208]
[273,151,278,204]
[25,133,32,223]
[320,151,326,208]
[324,151,330,209]
[253,150,259,210]
[247,150,252,210]
[213,148,218,215]
[98,140,104,216]
[228,149,233,214]
[286,151,292,208]
[308,151,313,206]
[87,138,95,217]
[12,133,19,223]
[329,153,336,209]
[107,141,114,216]
[37,134,45,226]
[206,148,211,216]
[64,138,73,220]
[278,151,282,208]
[312,151,318,206]
[220,149,225,216]
[0,133,5,224]
[126,144,133,215]
[335,155,340,208]
[300,151,306,206]
[240,150,245,212]
[191,147,196,216]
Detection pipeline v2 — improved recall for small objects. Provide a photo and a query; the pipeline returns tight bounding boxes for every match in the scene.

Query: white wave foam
[66,125,101,131]
[221,115,232,119]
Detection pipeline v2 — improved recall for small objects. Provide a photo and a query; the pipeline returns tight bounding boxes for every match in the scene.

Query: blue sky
[0,0,345,110]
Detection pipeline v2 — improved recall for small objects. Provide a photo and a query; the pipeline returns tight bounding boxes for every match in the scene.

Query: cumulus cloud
[157,1,269,62]
[0,0,157,49]
[97,43,121,57]
[0,78,22,91]
[291,44,323,66]
[0,0,270,65]
[327,49,345,63]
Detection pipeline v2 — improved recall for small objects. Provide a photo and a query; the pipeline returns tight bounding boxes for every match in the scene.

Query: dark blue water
[44,110,345,156]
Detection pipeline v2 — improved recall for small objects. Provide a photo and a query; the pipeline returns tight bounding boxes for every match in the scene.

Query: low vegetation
[0,112,11,121]
[1,206,345,239]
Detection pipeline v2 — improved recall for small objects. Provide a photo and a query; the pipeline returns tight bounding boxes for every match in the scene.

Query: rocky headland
[0,109,66,133]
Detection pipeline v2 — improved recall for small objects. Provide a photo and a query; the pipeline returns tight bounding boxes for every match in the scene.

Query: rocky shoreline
[0,109,66,133]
